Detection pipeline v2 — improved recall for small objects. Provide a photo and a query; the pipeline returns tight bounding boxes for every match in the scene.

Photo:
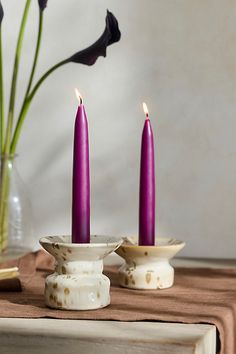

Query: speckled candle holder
[115,237,185,290]
[39,235,122,310]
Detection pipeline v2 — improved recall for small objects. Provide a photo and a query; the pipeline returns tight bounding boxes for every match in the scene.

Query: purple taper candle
[139,103,155,246]
[72,89,90,243]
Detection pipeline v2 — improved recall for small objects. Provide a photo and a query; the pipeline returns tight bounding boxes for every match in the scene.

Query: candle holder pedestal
[115,237,185,290]
[40,235,122,310]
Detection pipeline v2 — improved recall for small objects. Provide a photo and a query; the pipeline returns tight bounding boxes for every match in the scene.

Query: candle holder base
[40,235,122,310]
[115,237,185,290]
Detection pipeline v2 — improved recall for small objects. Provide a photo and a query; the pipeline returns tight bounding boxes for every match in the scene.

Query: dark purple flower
[38,0,48,11]
[69,10,121,66]
[0,1,3,24]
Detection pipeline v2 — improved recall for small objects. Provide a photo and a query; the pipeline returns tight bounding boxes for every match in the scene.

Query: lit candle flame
[142,102,149,118]
[75,88,83,105]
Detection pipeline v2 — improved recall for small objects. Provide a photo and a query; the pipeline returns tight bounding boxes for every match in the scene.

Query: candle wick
[145,113,149,119]
[80,97,83,105]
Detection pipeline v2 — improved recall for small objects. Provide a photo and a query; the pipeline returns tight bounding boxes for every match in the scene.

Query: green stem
[0,27,4,153]
[10,58,69,154]
[25,9,43,98]
[0,156,10,251]
[10,8,43,156]
[29,59,70,103]
[4,0,31,155]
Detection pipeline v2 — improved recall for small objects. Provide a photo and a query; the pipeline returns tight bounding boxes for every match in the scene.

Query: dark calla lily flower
[0,1,3,24]
[69,10,121,66]
[38,0,48,11]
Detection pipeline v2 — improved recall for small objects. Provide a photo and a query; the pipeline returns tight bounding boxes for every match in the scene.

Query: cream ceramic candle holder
[115,237,185,290]
[39,235,122,310]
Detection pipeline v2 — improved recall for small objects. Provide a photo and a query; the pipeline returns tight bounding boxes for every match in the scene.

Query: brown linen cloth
[0,251,236,354]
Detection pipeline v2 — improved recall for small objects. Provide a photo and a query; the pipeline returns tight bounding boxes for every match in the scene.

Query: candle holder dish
[115,237,185,290]
[39,235,122,310]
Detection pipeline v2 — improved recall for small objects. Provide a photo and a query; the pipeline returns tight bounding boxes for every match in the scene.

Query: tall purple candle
[72,89,90,243]
[139,103,155,246]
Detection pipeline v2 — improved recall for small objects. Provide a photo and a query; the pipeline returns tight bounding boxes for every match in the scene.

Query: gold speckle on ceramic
[62,266,66,274]
[97,291,100,299]
[64,288,70,295]
[144,251,148,256]
[49,294,53,301]
[146,272,152,284]
[53,283,58,289]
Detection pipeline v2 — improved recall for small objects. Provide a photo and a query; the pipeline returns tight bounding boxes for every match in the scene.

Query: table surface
[2,256,236,354]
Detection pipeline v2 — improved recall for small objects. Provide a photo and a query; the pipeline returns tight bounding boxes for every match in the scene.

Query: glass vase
[0,154,33,260]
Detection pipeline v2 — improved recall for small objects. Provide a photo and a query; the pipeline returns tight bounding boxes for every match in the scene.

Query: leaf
[38,0,48,12]
[0,1,3,24]
[69,10,121,66]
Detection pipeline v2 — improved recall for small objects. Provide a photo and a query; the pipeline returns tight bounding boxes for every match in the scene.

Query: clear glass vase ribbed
[0,154,33,260]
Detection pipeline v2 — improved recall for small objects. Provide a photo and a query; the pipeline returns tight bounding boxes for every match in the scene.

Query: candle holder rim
[39,234,123,249]
[120,236,185,249]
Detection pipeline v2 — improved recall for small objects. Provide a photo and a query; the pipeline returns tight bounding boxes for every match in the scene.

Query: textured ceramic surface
[40,235,122,310]
[116,237,185,290]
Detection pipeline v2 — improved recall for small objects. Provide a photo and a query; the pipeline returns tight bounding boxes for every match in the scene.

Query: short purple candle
[139,103,155,246]
[72,89,90,243]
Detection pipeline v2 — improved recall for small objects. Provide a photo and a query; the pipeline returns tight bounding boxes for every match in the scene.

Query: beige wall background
[2,0,236,257]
